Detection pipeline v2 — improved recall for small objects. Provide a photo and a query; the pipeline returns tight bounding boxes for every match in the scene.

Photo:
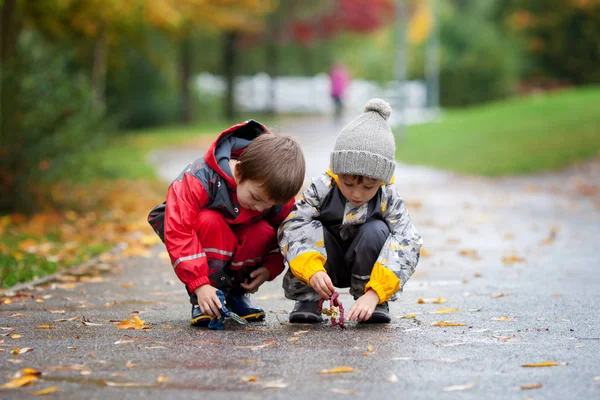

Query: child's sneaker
[289,300,322,323]
[190,304,211,326]
[226,295,265,322]
[362,302,391,324]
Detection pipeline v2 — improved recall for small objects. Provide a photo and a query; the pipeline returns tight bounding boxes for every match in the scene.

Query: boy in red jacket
[148,120,305,326]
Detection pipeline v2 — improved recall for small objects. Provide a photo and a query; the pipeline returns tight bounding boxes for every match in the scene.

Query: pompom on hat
[330,98,396,184]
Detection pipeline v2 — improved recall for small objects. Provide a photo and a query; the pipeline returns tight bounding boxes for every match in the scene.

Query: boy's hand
[347,290,379,322]
[194,284,222,318]
[240,267,270,294]
[309,271,335,299]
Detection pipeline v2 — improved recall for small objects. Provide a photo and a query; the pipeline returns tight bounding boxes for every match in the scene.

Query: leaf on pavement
[36,325,55,329]
[329,388,356,395]
[367,345,375,352]
[432,321,466,327]
[442,382,477,392]
[0,375,38,389]
[241,376,258,382]
[293,330,310,336]
[114,338,138,345]
[21,368,42,376]
[502,255,525,265]
[520,383,543,390]
[396,313,417,319]
[11,347,34,355]
[491,316,517,322]
[262,379,288,389]
[319,366,355,374]
[117,316,147,330]
[521,361,563,367]
[430,308,459,314]
[286,337,300,343]
[11,334,22,339]
[417,298,446,304]
[458,249,480,260]
[9,313,26,318]
[32,386,61,396]
[156,375,170,384]
[125,361,136,368]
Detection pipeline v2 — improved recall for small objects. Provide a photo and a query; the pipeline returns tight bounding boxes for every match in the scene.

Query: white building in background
[195,73,438,126]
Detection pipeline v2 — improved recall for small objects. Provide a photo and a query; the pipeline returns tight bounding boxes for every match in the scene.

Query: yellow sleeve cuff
[289,251,327,285]
[365,262,400,303]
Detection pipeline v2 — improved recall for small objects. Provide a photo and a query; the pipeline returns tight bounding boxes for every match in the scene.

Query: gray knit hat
[330,98,396,184]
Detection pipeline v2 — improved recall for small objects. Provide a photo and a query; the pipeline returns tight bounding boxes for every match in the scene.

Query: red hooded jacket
[148,120,294,292]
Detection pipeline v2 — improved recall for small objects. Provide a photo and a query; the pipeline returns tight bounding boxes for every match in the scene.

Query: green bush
[0,31,105,213]
[436,4,522,107]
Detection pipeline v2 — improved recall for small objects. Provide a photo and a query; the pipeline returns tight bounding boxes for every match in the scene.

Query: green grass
[396,86,600,176]
[72,121,229,183]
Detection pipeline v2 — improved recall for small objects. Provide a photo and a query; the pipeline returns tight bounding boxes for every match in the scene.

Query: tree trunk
[179,34,193,124]
[264,13,281,116]
[0,0,19,62]
[91,30,107,111]
[222,31,239,121]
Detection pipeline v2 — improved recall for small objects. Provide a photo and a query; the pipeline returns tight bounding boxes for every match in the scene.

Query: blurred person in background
[329,62,350,122]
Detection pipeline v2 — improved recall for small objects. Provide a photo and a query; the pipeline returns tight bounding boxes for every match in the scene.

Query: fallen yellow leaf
[9,313,26,317]
[125,361,136,368]
[521,362,559,367]
[520,383,543,390]
[432,321,466,327]
[22,368,42,376]
[431,308,459,314]
[491,316,517,322]
[11,347,34,355]
[502,255,525,265]
[156,375,170,384]
[36,325,55,329]
[241,376,258,382]
[117,316,147,330]
[417,298,446,304]
[319,366,355,374]
[396,313,417,319]
[0,374,38,389]
[32,386,61,395]
[367,345,375,352]
[11,334,22,339]
[286,337,300,342]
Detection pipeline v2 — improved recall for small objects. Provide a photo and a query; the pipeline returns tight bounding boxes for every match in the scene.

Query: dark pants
[283,219,390,301]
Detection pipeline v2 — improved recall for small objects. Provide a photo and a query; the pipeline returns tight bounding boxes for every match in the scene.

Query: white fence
[196,73,438,126]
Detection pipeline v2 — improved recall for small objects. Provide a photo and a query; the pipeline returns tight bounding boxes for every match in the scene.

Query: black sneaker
[190,305,211,326]
[226,295,265,322]
[289,301,322,323]
[362,302,391,324]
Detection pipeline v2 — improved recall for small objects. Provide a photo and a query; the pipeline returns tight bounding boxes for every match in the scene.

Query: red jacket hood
[204,120,270,188]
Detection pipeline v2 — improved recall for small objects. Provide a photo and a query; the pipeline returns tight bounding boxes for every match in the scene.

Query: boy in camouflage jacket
[278,99,422,323]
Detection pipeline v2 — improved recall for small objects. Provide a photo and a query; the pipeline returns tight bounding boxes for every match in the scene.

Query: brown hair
[339,174,381,185]
[236,134,305,203]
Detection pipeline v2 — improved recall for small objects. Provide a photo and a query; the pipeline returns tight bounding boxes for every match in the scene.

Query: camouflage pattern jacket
[278,171,423,303]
